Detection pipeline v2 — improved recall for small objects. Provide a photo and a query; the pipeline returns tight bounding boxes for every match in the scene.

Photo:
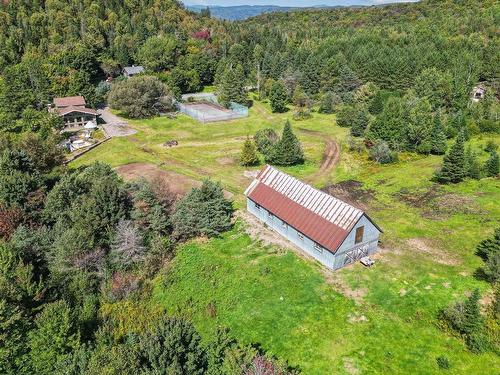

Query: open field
[72,102,500,374]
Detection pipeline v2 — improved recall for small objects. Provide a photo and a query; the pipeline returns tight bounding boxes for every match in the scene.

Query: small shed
[122,65,145,78]
[245,165,382,270]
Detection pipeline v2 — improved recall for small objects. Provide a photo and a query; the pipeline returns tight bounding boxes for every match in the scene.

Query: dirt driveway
[298,128,340,182]
[99,107,137,137]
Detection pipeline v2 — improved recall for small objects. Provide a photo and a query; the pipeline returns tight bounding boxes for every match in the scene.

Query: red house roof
[245,165,372,254]
[53,96,86,108]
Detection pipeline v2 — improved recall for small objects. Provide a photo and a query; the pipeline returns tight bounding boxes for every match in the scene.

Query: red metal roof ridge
[252,165,363,231]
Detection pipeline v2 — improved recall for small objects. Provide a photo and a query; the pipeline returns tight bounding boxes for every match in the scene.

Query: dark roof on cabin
[123,66,145,75]
[58,106,98,116]
[53,96,86,108]
[245,165,381,254]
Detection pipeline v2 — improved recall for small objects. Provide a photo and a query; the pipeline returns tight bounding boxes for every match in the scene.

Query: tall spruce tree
[334,66,361,103]
[267,120,304,166]
[239,137,259,166]
[484,150,499,177]
[217,64,247,108]
[269,81,288,113]
[430,112,448,155]
[435,131,466,184]
[465,146,481,180]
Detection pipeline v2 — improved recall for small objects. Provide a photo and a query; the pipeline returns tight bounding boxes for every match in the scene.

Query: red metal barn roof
[53,96,86,108]
[245,165,366,254]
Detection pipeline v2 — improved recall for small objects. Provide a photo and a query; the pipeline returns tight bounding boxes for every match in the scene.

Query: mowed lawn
[72,102,500,374]
[71,101,343,203]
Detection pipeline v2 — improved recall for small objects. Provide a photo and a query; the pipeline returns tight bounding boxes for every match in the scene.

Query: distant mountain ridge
[187,4,344,20]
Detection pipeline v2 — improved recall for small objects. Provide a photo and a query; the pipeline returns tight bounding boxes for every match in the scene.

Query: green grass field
[72,102,499,374]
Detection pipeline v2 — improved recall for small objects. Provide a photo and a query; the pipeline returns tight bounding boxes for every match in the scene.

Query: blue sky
[183,0,418,6]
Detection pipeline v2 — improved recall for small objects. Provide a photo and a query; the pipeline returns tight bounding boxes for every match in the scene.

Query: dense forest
[0,0,499,373]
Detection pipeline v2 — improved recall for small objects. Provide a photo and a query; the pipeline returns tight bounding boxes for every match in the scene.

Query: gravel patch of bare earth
[396,185,484,220]
[406,238,460,266]
[323,180,375,211]
[115,162,233,199]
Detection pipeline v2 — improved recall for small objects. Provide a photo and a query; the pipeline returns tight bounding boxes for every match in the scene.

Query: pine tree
[430,112,447,155]
[269,81,288,113]
[465,146,481,180]
[484,150,499,177]
[217,64,247,108]
[267,120,304,166]
[462,289,483,335]
[239,137,259,166]
[334,66,361,103]
[435,131,466,184]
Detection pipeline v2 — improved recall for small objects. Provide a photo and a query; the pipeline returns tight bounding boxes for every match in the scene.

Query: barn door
[343,245,369,265]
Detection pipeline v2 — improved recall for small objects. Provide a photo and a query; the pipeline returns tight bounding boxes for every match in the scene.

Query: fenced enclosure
[177,93,248,123]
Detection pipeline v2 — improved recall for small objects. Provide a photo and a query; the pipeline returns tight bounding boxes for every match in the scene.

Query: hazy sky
[183,0,418,6]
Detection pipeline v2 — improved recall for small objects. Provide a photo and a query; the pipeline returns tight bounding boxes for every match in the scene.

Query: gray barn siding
[247,198,380,270]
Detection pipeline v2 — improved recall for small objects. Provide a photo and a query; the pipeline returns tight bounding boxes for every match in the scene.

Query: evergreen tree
[268,81,288,113]
[318,91,341,114]
[430,112,447,155]
[240,137,259,166]
[465,146,481,180]
[435,131,467,184]
[217,64,247,108]
[28,300,80,375]
[367,97,406,150]
[462,289,483,336]
[267,121,304,166]
[350,106,370,137]
[484,150,499,177]
[334,66,361,103]
[369,89,385,115]
[172,180,233,241]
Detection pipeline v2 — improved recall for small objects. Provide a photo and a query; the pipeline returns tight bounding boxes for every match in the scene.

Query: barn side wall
[247,198,337,269]
[246,198,381,271]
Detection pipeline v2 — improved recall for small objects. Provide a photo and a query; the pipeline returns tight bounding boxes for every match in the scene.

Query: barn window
[355,226,364,244]
[314,243,323,253]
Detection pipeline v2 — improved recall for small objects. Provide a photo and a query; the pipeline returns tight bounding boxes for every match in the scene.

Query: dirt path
[298,128,340,181]
[252,102,274,120]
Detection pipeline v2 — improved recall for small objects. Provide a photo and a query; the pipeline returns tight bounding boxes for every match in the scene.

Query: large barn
[245,165,382,270]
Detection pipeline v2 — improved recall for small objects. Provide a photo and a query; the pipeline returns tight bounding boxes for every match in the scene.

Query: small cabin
[122,65,145,78]
[245,165,382,270]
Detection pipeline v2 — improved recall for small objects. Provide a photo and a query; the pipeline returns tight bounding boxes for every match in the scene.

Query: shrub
[436,356,450,370]
[369,140,396,164]
[254,128,278,156]
[108,75,173,118]
[240,137,259,166]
